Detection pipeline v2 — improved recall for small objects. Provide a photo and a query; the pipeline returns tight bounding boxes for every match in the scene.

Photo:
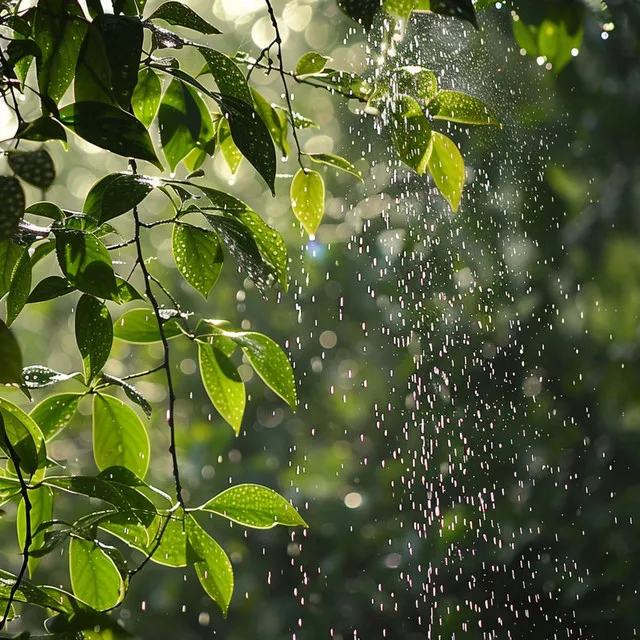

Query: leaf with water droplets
[136,507,196,567]
[76,294,112,383]
[132,68,162,127]
[185,514,233,615]
[83,173,155,225]
[198,47,251,104]
[295,51,331,78]
[198,484,307,529]
[198,341,245,434]
[391,65,438,102]
[172,223,223,298]
[92,394,150,479]
[99,374,152,418]
[0,320,23,385]
[307,153,363,181]
[291,169,324,236]
[427,131,465,212]
[6,248,32,326]
[149,2,222,35]
[429,90,500,125]
[69,537,124,611]
[113,308,182,343]
[30,393,82,441]
[390,95,432,175]
[8,149,56,190]
[0,177,25,241]
[22,366,81,389]
[217,117,242,174]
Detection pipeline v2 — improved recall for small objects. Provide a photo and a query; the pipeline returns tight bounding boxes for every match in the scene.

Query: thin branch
[263,0,306,171]
[128,505,179,578]
[0,431,32,632]
[106,238,137,250]
[247,37,276,82]
[129,159,185,509]
[121,363,165,381]
[149,272,181,310]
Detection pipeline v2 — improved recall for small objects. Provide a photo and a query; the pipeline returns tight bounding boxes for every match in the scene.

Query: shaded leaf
[0,396,47,476]
[0,176,25,241]
[0,320,23,385]
[76,294,113,383]
[7,149,56,189]
[74,21,116,105]
[198,484,307,529]
[0,476,21,506]
[16,117,68,145]
[149,1,221,34]
[198,47,251,104]
[27,276,75,304]
[291,169,324,236]
[6,248,31,326]
[26,201,65,221]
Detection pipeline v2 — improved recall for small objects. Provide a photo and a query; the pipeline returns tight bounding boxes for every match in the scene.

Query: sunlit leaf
[132,68,162,127]
[198,484,307,529]
[427,131,465,211]
[429,89,499,125]
[30,393,82,441]
[307,152,363,181]
[391,65,438,102]
[0,240,24,298]
[291,169,324,236]
[99,374,152,418]
[22,366,81,389]
[217,117,242,174]
[6,248,32,326]
[76,294,113,383]
[113,308,182,343]
[295,52,331,78]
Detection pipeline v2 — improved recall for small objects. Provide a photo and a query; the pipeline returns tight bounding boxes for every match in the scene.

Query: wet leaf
[307,152,363,181]
[74,22,117,105]
[132,68,162,126]
[113,308,182,343]
[251,89,290,157]
[30,393,82,441]
[0,176,25,241]
[75,294,113,383]
[6,248,32,326]
[17,485,53,576]
[427,131,465,211]
[0,396,47,476]
[0,240,24,298]
[198,47,251,103]
[27,276,75,304]
[185,514,233,615]
[7,149,56,190]
[390,95,432,175]
[22,366,81,389]
[0,320,23,385]
[138,507,194,567]
[295,52,331,78]
[291,169,324,236]
[149,2,222,35]
[93,394,150,479]
[99,374,152,418]
[198,484,307,529]
[217,117,242,174]
[172,223,223,298]
[429,89,500,125]
[391,65,438,102]
[198,341,245,434]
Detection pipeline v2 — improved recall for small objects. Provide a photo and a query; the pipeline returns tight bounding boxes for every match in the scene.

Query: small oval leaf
[291,169,324,236]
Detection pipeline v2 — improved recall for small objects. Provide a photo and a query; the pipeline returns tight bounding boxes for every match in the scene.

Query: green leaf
[0,176,25,241]
[22,366,81,389]
[217,117,242,174]
[16,117,68,146]
[55,229,119,300]
[0,240,24,299]
[185,514,233,615]
[198,484,307,529]
[172,224,223,298]
[251,88,290,158]
[390,95,432,175]
[83,172,155,225]
[132,67,162,126]
[0,319,23,385]
[391,65,438,102]
[337,0,381,29]
[427,131,465,211]
[149,2,222,34]
[17,485,53,576]
[96,15,143,110]
[93,394,150,479]
[98,373,152,418]
[7,149,56,190]
[113,308,182,343]
[26,201,65,221]
[158,78,214,171]
[138,507,195,567]
[429,89,499,125]
[27,276,75,304]
[0,476,21,506]
[30,393,82,441]
[295,51,331,78]
[307,153,363,181]
[0,568,69,613]
[0,396,47,476]
[33,0,88,105]
[59,102,162,169]
[114,276,144,304]
[291,169,325,236]
[198,47,251,104]
[69,537,124,610]
[74,22,117,105]
[76,294,113,383]
[198,341,245,434]
[6,248,31,326]
[214,95,276,194]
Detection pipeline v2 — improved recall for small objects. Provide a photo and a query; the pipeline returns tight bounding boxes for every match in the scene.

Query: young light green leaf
[76,294,113,383]
[55,229,119,300]
[429,89,500,125]
[391,65,438,102]
[0,320,23,385]
[217,117,242,174]
[17,485,53,576]
[0,176,25,241]
[83,173,155,225]
[427,131,465,212]
[7,149,56,190]
[390,95,432,175]
[291,169,324,236]
[149,2,222,34]
[132,68,162,127]
[307,152,363,181]
[6,248,32,326]
[198,341,245,434]
[59,101,162,169]
[0,396,47,476]
[30,393,82,441]
[93,394,150,479]
[185,514,233,615]
[295,51,331,78]
[198,484,307,529]
[113,308,182,343]
[69,537,124,611]
[172,224,223,298]
[135,507,195,567]
[27,276,75,304]
[251,89,290,158]
[22,366,81,389]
